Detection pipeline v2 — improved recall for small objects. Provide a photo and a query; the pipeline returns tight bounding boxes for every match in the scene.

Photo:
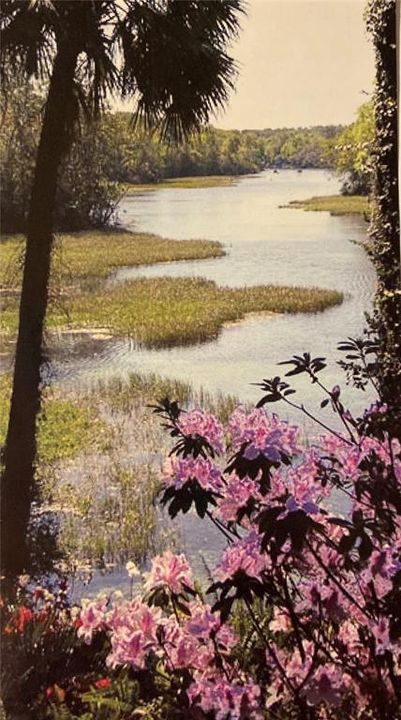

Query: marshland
[0,168,376,590]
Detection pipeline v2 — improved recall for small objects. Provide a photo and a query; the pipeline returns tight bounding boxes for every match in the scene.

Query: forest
[1,82,373,233]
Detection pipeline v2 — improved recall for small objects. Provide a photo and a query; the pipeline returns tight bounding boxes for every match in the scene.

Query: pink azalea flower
[162,456,223,492]
[162,617,214,670]
[217,473,261,523]
[275,641,314,683]
[337,620,363,655]
[106,599,162,669]
[188,674,262,720]
[285,449,328,515]
[303,665,345,707]
[214,532,269,582]
[229,408,300,462]
[78,596,108,644]
[369,616,394,655]
[143,551,194,595]
[178,409,224,455]
[361,548,401,599]
[185,601,237,651]
[269,608,292,634]
[185,601,219,640]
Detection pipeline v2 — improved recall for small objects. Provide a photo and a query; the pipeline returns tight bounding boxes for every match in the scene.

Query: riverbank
[121,175,237,194]
[282,194,369,216]
[0,231,343,345]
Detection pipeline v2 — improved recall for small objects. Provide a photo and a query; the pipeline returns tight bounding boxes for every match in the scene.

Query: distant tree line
[0,83,374,234]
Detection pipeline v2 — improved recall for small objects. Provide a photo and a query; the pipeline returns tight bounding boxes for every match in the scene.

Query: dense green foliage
[365,0,400,425]
[0,85,122,233]
[329,101,375,195]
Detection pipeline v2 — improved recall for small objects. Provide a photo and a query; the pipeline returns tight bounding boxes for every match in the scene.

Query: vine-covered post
[366,0,401,428]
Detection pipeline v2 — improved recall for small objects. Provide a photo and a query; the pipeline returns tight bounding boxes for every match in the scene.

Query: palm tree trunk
[1,43,78,575]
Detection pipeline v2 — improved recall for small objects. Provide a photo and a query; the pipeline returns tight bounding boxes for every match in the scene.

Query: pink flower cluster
[323,433,401,484]
[284,449,327,515]
[78,596,108,643]
[360,547,401,599]
[228,407,300,462]
[178,409,224,455]
[143,550,194,595]
[76,553,259,714]
[188,676,262,720]
[162,455,223,492]
[214,531,269,582]
[107,599,162,669]
[73,395,401,719]
[217,473,261,523]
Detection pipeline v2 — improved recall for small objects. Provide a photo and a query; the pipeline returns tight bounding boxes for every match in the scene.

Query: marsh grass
[0,230,224,286]
[46,277,343,348]
[1,276,344,344]
[57,372,243,569]
[282,194,369,216]
[121,175,237,194]
[0,370,241,572]
[0,375,104,465]
[1,232,342,344]
[91,371,241,424]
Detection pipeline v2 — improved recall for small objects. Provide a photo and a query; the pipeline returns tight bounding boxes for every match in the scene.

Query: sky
[214,0,375,130]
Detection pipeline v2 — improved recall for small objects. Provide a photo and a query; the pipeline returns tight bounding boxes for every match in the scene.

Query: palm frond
[118,0,245,140]
[0,0,57,81]
[1,0,245,138]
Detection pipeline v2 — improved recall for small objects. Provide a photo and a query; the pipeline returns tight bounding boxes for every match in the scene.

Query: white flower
[126,560,141,577]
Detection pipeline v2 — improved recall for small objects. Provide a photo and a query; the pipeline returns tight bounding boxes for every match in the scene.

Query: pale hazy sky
[214,0,375,129]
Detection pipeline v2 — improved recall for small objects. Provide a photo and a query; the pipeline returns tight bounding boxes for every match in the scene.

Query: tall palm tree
[0,0,244,575]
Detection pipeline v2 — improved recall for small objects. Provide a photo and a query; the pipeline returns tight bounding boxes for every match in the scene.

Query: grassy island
[121,175,237,194]
[0,230,225,284]
[1,230,343,347]
[282,194,369,216]
[51,277,343,348]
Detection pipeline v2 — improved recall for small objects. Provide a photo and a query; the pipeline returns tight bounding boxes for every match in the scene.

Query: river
[56,169,375,420]
[53,168,376,596]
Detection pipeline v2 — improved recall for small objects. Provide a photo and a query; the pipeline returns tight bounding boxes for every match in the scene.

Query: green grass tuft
[45,277,344,348]
[1,231,343,348]
[121,175,237,194]
[282,194,369,216]
[0,376,104,465]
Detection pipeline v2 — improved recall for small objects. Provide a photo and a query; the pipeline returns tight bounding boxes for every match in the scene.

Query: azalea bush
[2,341,401,719]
